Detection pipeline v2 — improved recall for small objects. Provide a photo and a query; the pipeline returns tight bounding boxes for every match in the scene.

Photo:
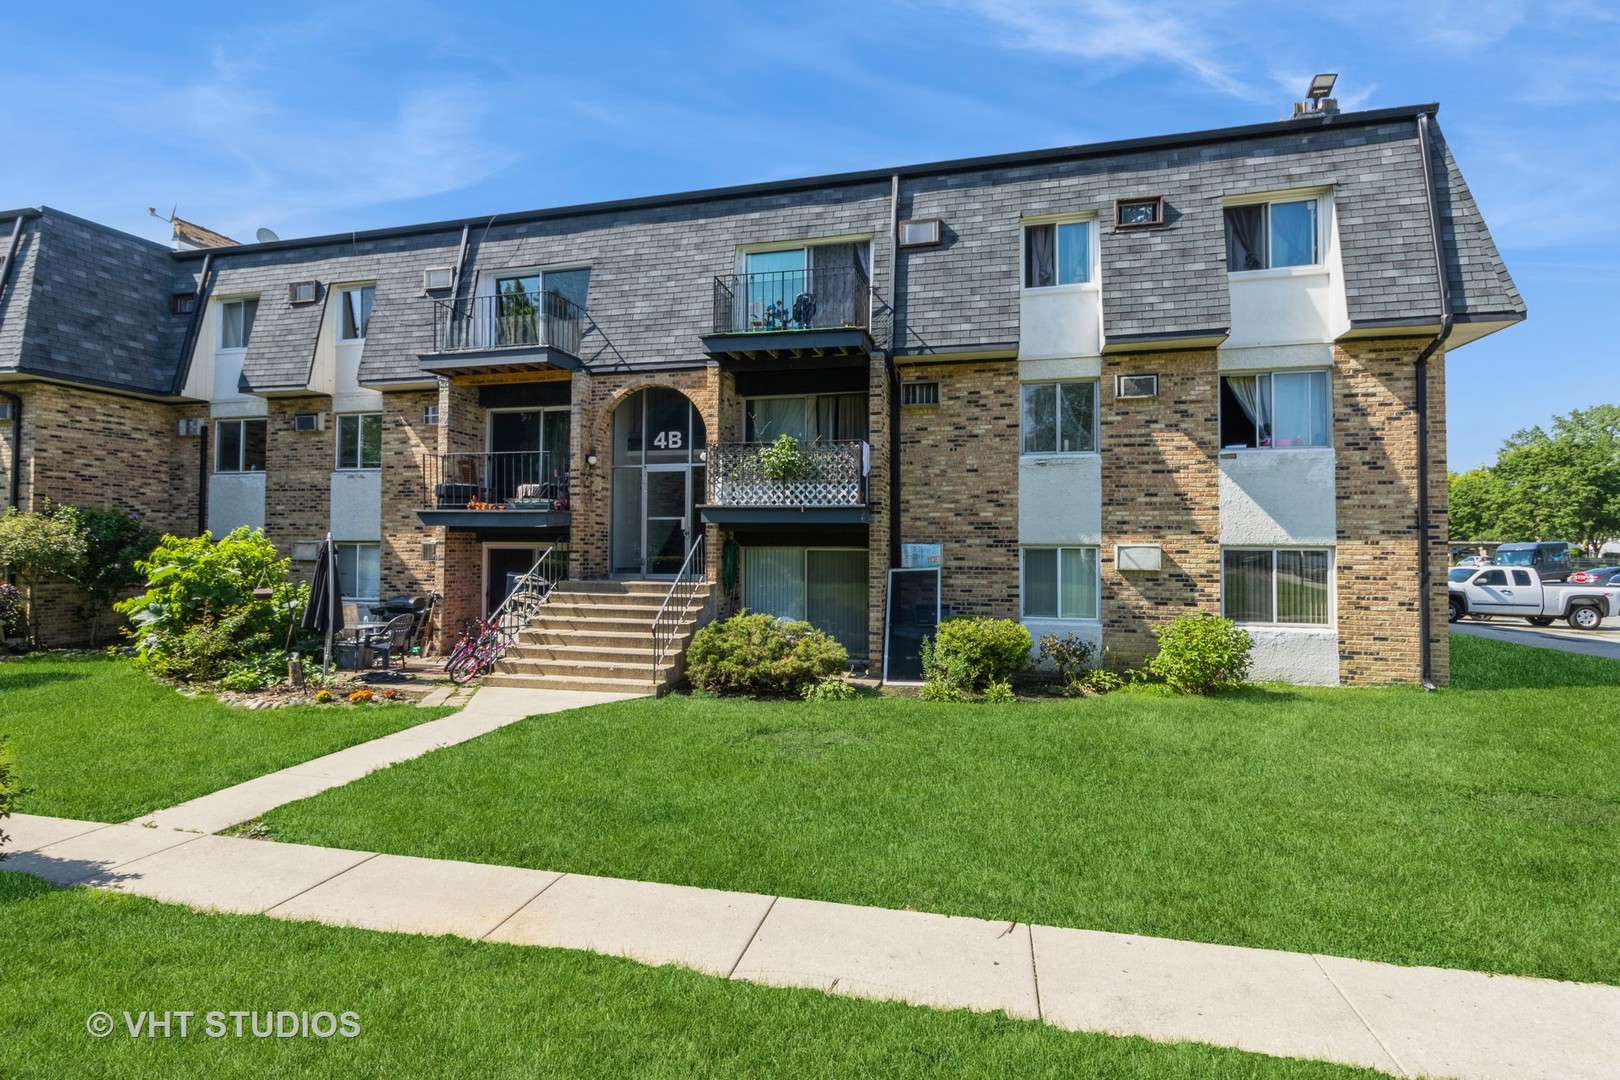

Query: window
[744,394,867,443]
[902,382,940,407]
[1024,220,1092,287]
[170,292,197,316]
[1023,547,1100,620]
[335,543,380,601]
[219,298,258,350]
[336,413,382,470]
[1222,549,1332,625]
[1021,381,1097,454]
[1220,370,1330,449]
[1114,197,1164,229]
[214,419,267,473]
[897,218,942,248]
[339,285,374,340]
[1225,198,1319,271]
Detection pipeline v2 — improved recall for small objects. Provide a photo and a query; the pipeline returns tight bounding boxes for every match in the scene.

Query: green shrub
[802,674,859,702]
[0,735,16,853]
[983,679,1016,704]
[921,617,1032,693]
[0,504,87,645]
[1146,612,1253,694]
[686,611,848,697]
[219,651,292,692]
[1077,668,1124,695]
[1037,632,1097,686]
[62,504,161,644]
[918,678,970,703]
[0,583,22,640]
[115,528,310,684]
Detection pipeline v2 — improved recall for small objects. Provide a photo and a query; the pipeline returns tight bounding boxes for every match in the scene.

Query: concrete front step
[551,580,710,598]
[481,672,660,693]
[506,642,662,662]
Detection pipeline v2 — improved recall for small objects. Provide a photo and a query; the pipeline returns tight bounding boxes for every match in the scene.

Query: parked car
[1454,554,1492,569]
[1447,565,1620,629]
[1490,542,1577,583]
[1570,567,1620,586]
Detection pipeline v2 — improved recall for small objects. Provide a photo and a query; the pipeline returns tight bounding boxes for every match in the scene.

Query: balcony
[702,264,875,366]
[414,451,572,529]
[699,440,870,526]
[419,291,584,377]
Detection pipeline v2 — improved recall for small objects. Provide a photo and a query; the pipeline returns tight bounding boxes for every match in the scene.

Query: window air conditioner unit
[1115,374,1159,400]
[293,412,325,433]
[288,280,319,305]
[423,267,455,292]
[177,417,203,437]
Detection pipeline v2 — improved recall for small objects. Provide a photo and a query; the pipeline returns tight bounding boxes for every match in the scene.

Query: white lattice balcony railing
[706,440,868,507]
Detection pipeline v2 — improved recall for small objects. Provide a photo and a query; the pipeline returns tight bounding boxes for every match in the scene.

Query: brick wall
[4,382,206,646]
[262,399,333,574]
[896,360,1020,620]
[379,389,440,627]
[866,356,892,662]
[1334,339,1450,685]
[1098,350,1222,669]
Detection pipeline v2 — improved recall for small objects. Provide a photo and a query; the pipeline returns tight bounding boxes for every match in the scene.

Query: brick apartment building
[0,102,1523,686]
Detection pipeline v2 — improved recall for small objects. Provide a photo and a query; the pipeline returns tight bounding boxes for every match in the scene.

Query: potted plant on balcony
[757,433,810,484]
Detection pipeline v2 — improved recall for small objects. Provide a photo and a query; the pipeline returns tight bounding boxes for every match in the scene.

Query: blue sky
[5,0,1616,469]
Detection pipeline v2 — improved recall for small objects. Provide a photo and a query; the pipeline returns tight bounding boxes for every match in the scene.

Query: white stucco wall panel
[1246,627,1339,685]
[207,473,265,535]
[1018,455,1102,544]
[1019,287,1103,359]
[1021,618,1103,668]
[330,470,381,541]
[1219,449,1336,546]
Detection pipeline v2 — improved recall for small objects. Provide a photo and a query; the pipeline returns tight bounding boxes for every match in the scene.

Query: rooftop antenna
[1292,73,1339,118]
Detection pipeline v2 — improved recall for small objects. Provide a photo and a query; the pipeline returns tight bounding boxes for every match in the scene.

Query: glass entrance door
[609,387,706,577]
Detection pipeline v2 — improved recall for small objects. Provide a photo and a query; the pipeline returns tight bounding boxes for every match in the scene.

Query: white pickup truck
[1447,565,1620,629]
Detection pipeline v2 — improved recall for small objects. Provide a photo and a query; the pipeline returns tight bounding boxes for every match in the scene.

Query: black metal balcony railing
[424,451,570,509]
[712,264,871,335]
[706,440,867,507]
[431,291,583,355]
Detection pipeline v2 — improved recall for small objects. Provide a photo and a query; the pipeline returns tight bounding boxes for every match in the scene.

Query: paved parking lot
[1451,618,1620,661]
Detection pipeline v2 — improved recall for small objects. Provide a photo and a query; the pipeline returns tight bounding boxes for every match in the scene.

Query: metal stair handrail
[487,543,562,652]
[650,533,710,691]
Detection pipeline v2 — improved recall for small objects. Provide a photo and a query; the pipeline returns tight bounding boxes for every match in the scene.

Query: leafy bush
[115,528,310,684]
[918,678,970,703]
[921,617,1032,694]
[1077,668,1124,695]
[0,735,16,853]
[0,504,87,644]
[1146,612,1253,694]
[686,611,848,696]
[62,504,161,644]
[0,582,22,640]
[802,674,858,702]
[1037,632,1097,686]
[757,434,810,483]
[983,679,1016,704]
[219,651,291,692]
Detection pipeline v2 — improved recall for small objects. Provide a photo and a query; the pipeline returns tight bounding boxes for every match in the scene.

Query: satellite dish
[255,227,280,243]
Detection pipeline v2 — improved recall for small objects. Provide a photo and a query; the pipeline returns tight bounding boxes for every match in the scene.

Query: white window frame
[213,418,266,473]
[217,297,258,351]
[1219,547,1336,628]
[335,542,381,603]
[337,284,375,341]
[1020,546,1102,621]
[1020,380,1099,456]
[1223,188,1330,275]
[1020,214,1098,291]
[335,412,382,471]
[1219,368,1332,450]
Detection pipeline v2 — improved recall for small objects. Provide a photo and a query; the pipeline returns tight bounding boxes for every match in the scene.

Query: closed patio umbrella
[300,534,344,670]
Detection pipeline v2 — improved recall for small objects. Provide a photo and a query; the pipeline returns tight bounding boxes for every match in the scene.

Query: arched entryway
[610,386,707,576]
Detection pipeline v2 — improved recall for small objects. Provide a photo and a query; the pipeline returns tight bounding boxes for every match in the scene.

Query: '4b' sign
[652,430,684,449]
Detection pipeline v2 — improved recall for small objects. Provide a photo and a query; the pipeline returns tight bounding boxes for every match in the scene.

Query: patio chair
[364,614,418,671]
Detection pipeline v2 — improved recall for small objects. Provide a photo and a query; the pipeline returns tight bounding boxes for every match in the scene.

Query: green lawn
[261,635,1620,986]
[0,655,452,822]
[0,872,1380,1080]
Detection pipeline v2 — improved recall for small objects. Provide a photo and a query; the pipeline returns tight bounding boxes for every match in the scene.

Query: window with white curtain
[1222,549,1332,625]
[219,298,258,350]
[1023,219,1093,288]
[1220,370,1330,449]
[743,394,867,443]
[1022,547,1100,620]
[1224,198,1319,271]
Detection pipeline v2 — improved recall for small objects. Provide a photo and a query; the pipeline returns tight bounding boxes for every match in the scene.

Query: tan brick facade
[896,360,1020,621]
[1333,339,1450,686]
[261,399,334,574]
[379,388,440,611]
[1098,351,1223,670]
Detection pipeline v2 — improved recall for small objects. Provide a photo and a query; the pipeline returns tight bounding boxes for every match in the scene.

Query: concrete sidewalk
[6,811,1618,1079]
[128,686,644,834]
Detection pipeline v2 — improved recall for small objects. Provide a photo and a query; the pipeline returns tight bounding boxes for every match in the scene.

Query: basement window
[901,382,940,407]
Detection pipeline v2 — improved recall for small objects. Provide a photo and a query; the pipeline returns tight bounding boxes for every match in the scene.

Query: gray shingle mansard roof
[0,103,1523,398]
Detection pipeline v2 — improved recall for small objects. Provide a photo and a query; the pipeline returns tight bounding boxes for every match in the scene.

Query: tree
[60,504,162,645]
[0,505,87,646]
